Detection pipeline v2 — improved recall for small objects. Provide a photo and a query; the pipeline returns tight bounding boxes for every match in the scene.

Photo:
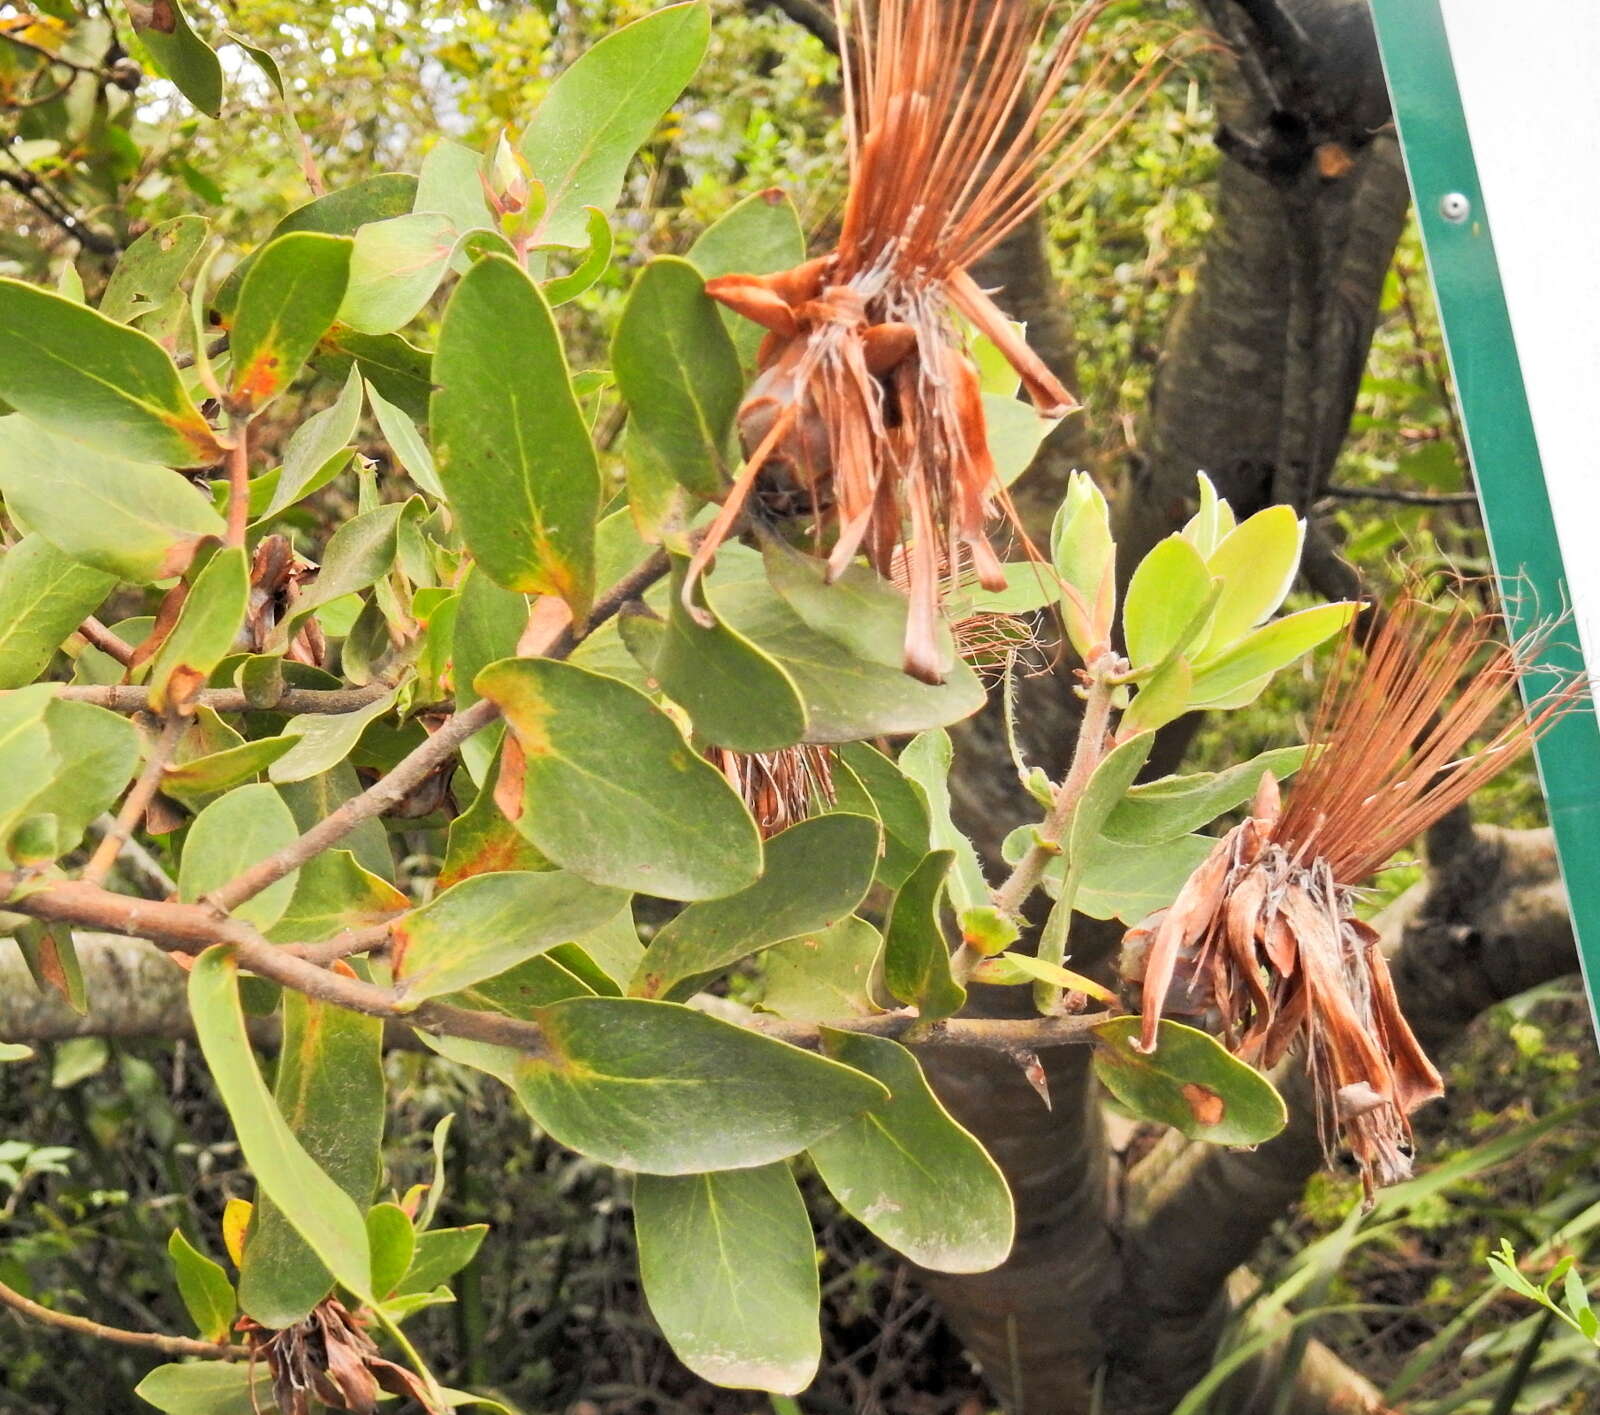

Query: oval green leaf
[519,1,710,247]
[228,232,353,414]
[1092,1016,1288,1146]
[0,281,222,465]
[611,255,742,500]
[630,813,879,1001]
[392,869,630,1003]
[433,254,599,615]
[882,850,965,1021]
[178,781,300,931]
[809,1030,1014,1273]
[510,996,887,1173]
[188,947,373,1312]
[476,657,762,901]
[635,1163,820,1394]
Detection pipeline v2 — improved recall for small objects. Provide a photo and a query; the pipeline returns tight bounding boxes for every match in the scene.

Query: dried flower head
[240,1296,433,1415]
[1123,594,1581,1196]
[691,0,1172,682]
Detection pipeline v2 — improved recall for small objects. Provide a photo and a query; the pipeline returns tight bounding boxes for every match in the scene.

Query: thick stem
[56,682,398,716]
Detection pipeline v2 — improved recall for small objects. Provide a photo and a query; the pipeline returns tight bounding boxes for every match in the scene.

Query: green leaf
[101,216,209,323]
[476,657,762,901]
[809,1031,1013,1272]
[178,782,299,932]
[166,1229,236,1342]
[0,420,226,582]
[622,559,807,752]
[392,870,629,1002]
[882,851,965,1021]
[0,536,116,688]
[630,813,879,1001]
[263,850,407,945]
[278,501,408,635]
[433,254,599,615]
[985,393,1061,486]
[1199,505,1304,655]
[1102,746,1307,845]
[0,687,59,851]
[414,139,494,235]
[396,1224,488,1296]
[825,745,923,891]
[27,698,140,854]
[511,996,887,1172]
[228,233,353,413]
[1180,472,1236,557]
[611,255,742,500]
[635,1164,819,1394]
[519,1,710,247]
[135,1364,274,1415]
[237,983,384,1328]
[896,730,988,913]
[366,1202,416,1298]
[1123,534,1214,671]
[1092,1017,1287,1146]
[1004,826,1216,925]
[1187,602,1356,708]
[314,328,432,423]
[542,206,614,306]
[126,0,223,116]
[188,948,373,1310]
[0,1042,32,1062]
[367,379,443,499]
[762,917,883,1021]
[15,921,86,1013]
[440,768,549,882]
[1120,652,1194,737]
[261,365,364,517]
[148,547,249,713]
[0,282,222,465]
[339,212,457,335]
[715,575,987,742]
[686,188,805,364]
[267,686,398,784]
[763,541,956,674]
[1069,733,1157,865]
[51,1035,107,1087]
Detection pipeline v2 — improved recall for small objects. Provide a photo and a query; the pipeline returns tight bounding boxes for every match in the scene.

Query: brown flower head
[690,0,1172,682]
[240,1295,434,1415]
[1123,594,1581,1196]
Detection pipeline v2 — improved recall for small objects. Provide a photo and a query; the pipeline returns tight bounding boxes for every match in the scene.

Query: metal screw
[1439,192,1471,223]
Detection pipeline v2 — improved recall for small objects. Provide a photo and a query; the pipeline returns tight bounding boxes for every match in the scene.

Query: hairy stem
[991,652,1119,919]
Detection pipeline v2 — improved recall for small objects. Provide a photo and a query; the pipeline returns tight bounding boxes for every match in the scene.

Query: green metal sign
[1368,0,1600,1025]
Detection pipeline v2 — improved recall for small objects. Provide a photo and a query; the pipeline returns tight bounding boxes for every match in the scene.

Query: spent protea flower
[690,0,1170,682]
[707,742,839,839]
[1122,594,1580,1196]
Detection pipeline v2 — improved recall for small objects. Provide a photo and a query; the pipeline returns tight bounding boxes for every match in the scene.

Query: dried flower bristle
[692,0,1173,682]
[707,742,838,838]
[1125,594,1581,1196]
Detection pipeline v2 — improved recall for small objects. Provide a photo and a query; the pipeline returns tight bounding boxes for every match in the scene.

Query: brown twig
[75,616,136,667]
[0,1275,247,1361]
[1321,483,1477,507]
[225,417,250,548]
[81,715,185,888]
[55,682,399,716]
[0,874,1108,1055]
